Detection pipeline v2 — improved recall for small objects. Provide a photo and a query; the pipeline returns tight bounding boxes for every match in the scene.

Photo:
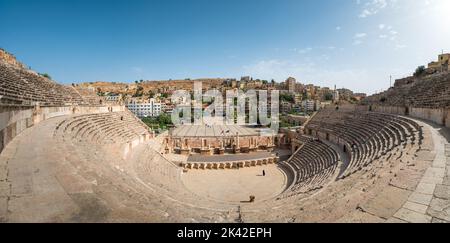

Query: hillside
[362,71,450,108]
[77,78,227,95]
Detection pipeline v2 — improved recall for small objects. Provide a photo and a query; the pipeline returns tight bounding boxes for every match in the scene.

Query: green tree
[133,86,144,97]
[39,73,52,79]
[157,113,172,126]
[280,94,294,103]
[414,65,426,77]
[148,90,155,98]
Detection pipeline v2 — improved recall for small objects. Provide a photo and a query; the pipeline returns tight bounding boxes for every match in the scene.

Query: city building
[281,101,292,114]
[127,98,162,118]
[240,76,251,82]
[301,100,315,112]
[294,94,303,104]
[286,77,296,94]
[301,99,320,112]
[428,53,450,73]
[333,85,340,103]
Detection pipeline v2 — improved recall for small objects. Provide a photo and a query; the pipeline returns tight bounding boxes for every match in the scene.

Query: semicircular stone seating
[52,111,236,220]
[279,136,340,199]
[0,62,89,106]
[54,111,150,145]
[305,107,423,178]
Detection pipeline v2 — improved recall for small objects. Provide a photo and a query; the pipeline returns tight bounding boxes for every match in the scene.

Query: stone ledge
[403,201,428,214]
[415,182,436,195]
[394,208,432,223]
[408,192,433,206]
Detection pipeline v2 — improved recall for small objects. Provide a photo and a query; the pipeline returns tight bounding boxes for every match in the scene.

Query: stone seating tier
[0,63,95,106]
[306,109,422,178]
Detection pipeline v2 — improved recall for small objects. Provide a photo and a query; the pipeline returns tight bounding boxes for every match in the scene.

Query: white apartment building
[301,100,321,112]
[127,98,162,118]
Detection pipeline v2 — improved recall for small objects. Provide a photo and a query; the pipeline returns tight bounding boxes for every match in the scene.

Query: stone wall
[446,109,450,128]
[409,107,446,125]
[367,105,450,129]
[371,105,406,115]
[0,104,125,153]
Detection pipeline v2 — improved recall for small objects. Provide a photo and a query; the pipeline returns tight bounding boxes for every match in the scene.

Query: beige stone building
[428,53,450,72]
[286,77,296,94]
[166,125,277,156]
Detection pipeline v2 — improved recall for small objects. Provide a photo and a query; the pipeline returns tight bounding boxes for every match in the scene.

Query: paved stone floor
[171,125,259,137]
[181,164,286,203]
[389,120,450,223]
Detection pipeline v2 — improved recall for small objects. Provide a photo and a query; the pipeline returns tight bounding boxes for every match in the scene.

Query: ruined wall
[0,105,125,153]
[409,107,446,125]
[446,108,450,128]
[371,105,406,115]
[367,105,450,128]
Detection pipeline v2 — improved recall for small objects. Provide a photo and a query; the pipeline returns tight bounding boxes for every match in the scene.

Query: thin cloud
[354,33,368,38]
[358,0,392,18]
[353,33,367,45]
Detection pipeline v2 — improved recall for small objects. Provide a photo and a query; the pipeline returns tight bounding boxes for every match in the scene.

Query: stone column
[32,104,42,125]
[234,132,240,153]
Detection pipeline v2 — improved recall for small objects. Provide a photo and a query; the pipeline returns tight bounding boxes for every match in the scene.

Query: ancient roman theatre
[1,50,450,223]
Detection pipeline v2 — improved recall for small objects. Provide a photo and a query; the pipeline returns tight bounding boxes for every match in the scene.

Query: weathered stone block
[434,184,450,200]
[0,182,10,197]
[403,201,428,214]
[427,198,450,221]
[408,192,433,206]
[394,208,431,223]
[415,182,436,195]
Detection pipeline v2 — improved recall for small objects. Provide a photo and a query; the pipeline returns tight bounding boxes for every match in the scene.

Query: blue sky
[1,0,449,94]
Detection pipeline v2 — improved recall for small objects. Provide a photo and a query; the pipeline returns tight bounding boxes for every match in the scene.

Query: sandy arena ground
[181,164,286,203]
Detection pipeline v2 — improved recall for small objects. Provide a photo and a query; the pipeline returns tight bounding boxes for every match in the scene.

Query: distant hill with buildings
[76,78,227,96]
